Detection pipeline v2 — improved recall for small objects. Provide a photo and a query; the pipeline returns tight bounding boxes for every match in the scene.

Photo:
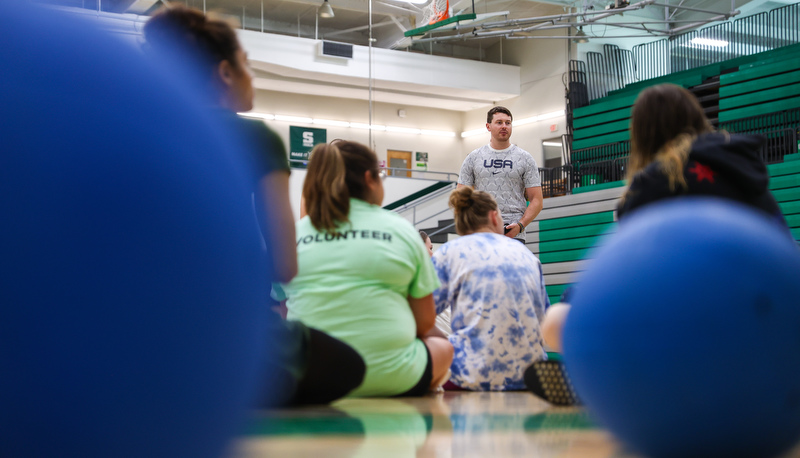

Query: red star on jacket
[689,162,715,183]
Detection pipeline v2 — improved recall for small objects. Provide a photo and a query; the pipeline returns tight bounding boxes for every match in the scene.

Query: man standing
[458,106,543,243]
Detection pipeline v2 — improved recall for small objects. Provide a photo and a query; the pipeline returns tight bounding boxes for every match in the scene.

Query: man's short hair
[487,106,513,123]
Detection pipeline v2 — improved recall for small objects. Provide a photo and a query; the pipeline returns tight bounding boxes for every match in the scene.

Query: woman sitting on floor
[145,5,365,406]
[542,83,790,355]
[432,187,549,391]
[283,141,453,397]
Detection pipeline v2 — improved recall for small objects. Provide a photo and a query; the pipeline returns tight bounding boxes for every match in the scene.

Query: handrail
[382,166,459,182]
[392,182,456,213]
[428,222,456,238]
[393,184,455,227]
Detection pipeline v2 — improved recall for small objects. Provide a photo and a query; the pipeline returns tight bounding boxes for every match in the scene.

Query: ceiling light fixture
[318,0,334,18]
[461,110,566,137]
[689,37,729,48]
[572,27,589,44]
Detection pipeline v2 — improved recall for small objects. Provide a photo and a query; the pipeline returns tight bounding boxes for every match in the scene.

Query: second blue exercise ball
[563,198,800,458]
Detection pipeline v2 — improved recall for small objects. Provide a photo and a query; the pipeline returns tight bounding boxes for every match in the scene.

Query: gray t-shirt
[458,144,540,240]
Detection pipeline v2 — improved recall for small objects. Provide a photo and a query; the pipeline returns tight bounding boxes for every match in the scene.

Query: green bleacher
[569,43,800,167]
[719,56,800,123]
[769,154,800,241]
[551,40,800,301]
[539,153,800,305]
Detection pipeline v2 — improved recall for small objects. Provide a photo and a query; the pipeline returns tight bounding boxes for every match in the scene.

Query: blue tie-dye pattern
[491,359,509,372]
[431,232,548,391]
[521,353,534,363]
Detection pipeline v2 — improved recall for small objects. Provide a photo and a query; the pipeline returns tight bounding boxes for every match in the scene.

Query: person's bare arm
[504,186,543,238]
[259,171,298,283]
[408,294,436,338]
[456,183,472,189]
[522,186,543,227]
[542,303,571,352]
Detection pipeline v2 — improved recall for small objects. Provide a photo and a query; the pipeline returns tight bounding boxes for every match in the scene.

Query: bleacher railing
[538,128,796,195]
[539,165,575,198]
[568,2,800,107]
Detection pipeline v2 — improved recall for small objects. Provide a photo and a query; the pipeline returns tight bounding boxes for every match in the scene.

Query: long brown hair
[449,187,498,235]
[627,84,714,192]
[303,141,380,233]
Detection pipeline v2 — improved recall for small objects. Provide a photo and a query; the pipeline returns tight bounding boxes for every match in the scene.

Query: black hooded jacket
[617,133,786,224]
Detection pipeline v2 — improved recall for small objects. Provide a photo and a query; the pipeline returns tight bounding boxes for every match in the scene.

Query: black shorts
[395,340,433,397]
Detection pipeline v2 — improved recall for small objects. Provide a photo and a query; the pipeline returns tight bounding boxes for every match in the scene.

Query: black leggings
[394,341,433,397]
[259,321,366,407]
[291,327,366,405]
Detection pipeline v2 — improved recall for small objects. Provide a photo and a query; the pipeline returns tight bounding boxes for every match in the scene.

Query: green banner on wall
[289,126,327,166]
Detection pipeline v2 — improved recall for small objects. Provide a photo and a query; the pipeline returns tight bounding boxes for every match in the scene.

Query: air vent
[318,41,354,59]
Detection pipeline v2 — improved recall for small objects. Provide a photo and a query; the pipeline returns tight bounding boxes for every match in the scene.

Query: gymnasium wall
[253,34,571,176]
[253,90,465,174]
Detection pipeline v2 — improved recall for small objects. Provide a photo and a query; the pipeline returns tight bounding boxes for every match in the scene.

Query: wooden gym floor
[233,392,615,457]
[232,391,800,457]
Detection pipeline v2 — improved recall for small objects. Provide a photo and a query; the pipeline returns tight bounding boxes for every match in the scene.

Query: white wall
[254,27,574,207]
[253,89,467,174]
[255,37,572,178]
[250,38,567,226]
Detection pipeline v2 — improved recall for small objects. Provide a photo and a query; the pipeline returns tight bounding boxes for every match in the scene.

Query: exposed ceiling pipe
[323,18,395,38]
[473,0,653,30]
[411,0,741,45]
[412,0,659,43]
[651,2,734,16]
[670,11,741,34]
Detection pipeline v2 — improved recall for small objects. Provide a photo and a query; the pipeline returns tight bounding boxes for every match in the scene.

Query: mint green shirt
[284,199,440,396]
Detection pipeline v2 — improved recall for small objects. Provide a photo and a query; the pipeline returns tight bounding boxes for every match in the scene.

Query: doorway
[387,150,413,177]
[542,138,563,168]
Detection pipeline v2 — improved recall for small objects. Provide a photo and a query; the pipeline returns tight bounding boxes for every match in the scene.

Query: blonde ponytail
[303,144,350,233]
[303,141,380,233]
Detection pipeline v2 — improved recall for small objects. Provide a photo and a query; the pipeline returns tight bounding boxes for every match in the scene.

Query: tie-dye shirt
[432,232,549,390]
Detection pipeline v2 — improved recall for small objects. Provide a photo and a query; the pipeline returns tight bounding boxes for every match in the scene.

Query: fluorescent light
[238,111,274,120]
[386,126,422,134]
[461,128,486,138]
[421,130,456,137]
[312,118,350,127]
[350,123,386,131]
[514,117,537,126]
[542,142,562,147]
[275,114,313,123]
[689,38,728,48]
[462,109,566,137]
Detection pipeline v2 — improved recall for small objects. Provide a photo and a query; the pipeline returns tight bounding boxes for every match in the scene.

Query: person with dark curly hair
[145,6,365,406]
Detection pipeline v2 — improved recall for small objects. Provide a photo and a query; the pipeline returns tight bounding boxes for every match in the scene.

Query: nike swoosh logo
[492,171,501,175]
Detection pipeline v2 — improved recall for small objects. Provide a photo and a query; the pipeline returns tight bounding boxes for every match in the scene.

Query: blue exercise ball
[0,3,275,457]
[563,198,800,458]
